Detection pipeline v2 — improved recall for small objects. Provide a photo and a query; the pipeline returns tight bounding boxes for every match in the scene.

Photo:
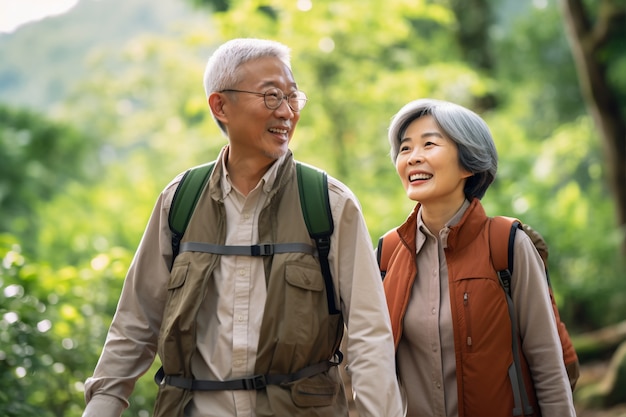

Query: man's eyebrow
[258,81,298,90]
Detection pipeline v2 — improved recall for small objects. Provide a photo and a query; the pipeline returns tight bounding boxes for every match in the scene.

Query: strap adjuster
[243,375,267,390]
[163,375,193,390]
[251,244,274,256]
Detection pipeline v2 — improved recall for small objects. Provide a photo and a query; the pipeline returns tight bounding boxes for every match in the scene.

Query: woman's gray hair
[387,98,498,200]
[203,38,292,133]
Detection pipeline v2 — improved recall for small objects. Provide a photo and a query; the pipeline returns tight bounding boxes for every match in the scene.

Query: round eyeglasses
[220,87,308,112]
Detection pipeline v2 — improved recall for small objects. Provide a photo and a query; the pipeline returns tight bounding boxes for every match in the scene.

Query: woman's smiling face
[395,115,472,205]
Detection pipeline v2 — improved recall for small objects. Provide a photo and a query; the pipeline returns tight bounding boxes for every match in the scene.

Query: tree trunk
[558,0,626,255]
[573,320,626,362]
[449,0,498,112]
[576,340,626,408]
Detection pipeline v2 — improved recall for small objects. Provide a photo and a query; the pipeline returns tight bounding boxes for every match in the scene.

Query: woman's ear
[208,92,228,124]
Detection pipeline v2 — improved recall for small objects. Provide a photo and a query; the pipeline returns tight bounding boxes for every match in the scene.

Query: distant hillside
[0,0,209,111]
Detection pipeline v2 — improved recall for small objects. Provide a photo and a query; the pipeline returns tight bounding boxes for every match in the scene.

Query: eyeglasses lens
[264,88,307,112]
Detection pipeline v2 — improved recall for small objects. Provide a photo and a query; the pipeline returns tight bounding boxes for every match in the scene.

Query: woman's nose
[408,150,423,165]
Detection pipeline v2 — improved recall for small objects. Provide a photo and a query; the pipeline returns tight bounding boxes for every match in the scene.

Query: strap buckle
[251,244,274,256]
[243,374,267,390]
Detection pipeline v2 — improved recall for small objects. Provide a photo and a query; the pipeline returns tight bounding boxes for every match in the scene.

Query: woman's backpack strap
[377,227,401,280]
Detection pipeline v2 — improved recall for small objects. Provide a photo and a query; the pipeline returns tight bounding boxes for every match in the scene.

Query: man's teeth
[409,173,432,181]
[269,128,288,134]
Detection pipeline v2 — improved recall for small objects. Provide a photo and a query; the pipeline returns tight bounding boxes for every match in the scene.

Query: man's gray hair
[387,98,498,200]
[203,38,291,97]
[203,38,292,134]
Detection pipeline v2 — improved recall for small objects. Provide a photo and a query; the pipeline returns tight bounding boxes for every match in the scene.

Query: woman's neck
[420,197,467,235]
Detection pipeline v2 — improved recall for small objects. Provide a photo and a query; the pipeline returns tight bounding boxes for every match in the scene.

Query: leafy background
[1,0,624,415]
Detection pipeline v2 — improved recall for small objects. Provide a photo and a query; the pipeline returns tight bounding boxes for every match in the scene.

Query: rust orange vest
[383,199,541,417]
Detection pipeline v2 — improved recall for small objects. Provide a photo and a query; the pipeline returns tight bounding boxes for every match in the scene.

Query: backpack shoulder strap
[169,161,216,259]
[377,227,400,280]
[296,162,339,315]
[490,216,580,392]
[489,215,534,416]
[489,216,521,296]
[296,162,333,238]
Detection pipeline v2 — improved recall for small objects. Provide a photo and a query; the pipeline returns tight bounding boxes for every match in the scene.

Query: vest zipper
[463,292,473,350]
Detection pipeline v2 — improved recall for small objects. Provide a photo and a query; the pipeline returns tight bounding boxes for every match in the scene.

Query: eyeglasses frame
[219,87,308,112]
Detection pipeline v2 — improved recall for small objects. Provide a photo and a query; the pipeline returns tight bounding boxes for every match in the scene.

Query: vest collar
[209,146,295,203]
[397,198,488,254]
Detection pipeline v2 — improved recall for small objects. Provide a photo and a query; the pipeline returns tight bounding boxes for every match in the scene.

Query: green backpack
[168,160,339,315]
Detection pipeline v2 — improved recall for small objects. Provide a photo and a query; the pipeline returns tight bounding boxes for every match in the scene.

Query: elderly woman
[382,98,576,417]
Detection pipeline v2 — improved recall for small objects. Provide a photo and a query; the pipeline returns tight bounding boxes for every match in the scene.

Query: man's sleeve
[82,179,180,417]
[327,178,404,417]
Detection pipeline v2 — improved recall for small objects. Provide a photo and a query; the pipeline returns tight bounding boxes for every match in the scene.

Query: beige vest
[152,155,347,416]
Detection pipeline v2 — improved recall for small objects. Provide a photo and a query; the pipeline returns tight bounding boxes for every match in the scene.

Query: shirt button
[238,269,245,275]
[431,308,436,315]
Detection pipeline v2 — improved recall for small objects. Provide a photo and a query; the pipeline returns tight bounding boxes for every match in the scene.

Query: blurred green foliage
[0,106,100,253]
[0,235,133,416]
[0,0,624,415]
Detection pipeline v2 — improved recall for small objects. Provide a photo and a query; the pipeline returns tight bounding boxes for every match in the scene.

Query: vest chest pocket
[285,262,325,292]
[159,260,192,369]
[456,277,511,353]
[161,261,190,327]
[168,261,189,290]
[281,262,326,343]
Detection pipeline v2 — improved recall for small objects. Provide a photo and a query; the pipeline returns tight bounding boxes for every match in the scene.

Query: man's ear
[208,92,228,124]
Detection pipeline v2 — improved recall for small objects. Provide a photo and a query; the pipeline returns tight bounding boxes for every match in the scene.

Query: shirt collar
[220,150,285,198]
[415,199,471,251]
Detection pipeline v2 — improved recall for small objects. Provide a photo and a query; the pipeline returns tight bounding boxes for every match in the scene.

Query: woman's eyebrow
[420,131,443,139]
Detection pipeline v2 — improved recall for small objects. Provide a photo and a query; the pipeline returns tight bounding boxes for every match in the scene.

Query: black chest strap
[154,352,342,391]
